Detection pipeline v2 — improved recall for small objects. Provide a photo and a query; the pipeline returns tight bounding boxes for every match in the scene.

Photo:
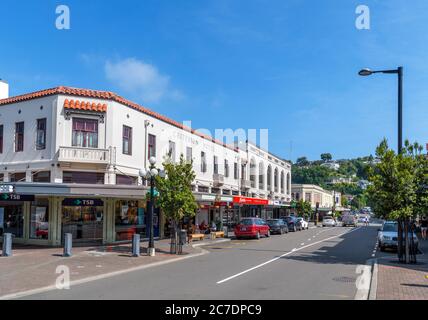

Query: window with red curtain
[72,118,98,148]
[123,125,132,155]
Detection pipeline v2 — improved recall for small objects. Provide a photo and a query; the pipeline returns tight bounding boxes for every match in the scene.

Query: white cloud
[104,58,183,104]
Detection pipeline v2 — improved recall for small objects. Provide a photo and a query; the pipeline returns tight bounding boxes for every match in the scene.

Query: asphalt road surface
[24,224,379,300]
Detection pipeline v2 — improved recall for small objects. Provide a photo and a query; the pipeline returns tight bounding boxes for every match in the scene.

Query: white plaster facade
[0,87,291,201]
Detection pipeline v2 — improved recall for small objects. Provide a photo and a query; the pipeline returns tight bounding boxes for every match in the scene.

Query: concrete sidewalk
[0,237,228,299]
[375,237,428,300]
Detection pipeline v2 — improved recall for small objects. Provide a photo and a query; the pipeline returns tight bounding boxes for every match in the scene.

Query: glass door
[62,206,104,243]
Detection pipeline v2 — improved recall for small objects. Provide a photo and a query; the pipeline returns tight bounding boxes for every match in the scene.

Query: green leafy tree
[367,139,428,263]
[155,155,198,254]
[296,157,310,167]
[292,165,334,189]
[295,200,312,219]
[321,153,333,162]
[341,195,349,208]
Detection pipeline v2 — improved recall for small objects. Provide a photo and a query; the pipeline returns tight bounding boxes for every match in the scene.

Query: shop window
[63,171,105,184]
[0,202,24,238]
[33,171,51,183]
[30,198,49,239]
[148,134,156,158]
[0,174,3,182]
[116,174,138,185]
[0,124,3,154]
[198,186,209,193]
[115,200,158,241]
[62,199,104,242]
[15,122,24,152]
[10,172,26,182]
[36,118,47,150]
[234,162,238,180]
[211,187,220,194]
[122,125,132,155]
[72,118,98,148]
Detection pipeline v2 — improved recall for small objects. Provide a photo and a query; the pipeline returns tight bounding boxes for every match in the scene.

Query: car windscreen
[382,223,398,232]
[267,220,280,226]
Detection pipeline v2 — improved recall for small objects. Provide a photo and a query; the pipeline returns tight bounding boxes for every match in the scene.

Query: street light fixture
[358,66,403,153]
[139,157,160,257]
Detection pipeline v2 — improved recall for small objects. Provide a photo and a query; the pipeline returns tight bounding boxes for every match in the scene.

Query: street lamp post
[358,67,403,153]
[139,157,160,257]
[359,66,408,263]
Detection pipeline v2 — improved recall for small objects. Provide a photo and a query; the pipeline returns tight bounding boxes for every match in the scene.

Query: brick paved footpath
[0,238,224,299]
[376,238,428,300]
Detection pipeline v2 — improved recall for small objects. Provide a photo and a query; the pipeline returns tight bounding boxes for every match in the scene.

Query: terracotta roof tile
[0,86,238,152]
[64,99,107,112]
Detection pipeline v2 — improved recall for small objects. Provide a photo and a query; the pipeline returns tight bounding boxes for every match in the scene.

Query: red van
[234,218,270,239]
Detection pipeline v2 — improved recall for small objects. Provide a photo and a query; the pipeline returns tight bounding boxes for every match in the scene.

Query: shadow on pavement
[280,227,379,266]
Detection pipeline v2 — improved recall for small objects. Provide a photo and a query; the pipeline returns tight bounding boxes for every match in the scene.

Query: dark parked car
[266,219,289,235]
[281,216,302,232]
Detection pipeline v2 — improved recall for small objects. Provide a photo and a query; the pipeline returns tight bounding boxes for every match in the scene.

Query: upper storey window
[72,118,98,148]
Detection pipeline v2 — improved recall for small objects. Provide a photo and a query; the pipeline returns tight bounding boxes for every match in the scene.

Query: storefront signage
[0,185,14,194]
[62,198,104,207]
[0,193,35,201]
[233,196,269,206]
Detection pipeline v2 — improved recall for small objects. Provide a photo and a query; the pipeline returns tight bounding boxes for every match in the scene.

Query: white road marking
[217,227,362,284]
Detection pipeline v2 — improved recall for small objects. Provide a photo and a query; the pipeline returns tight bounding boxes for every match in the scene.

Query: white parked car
[322,216,337,227]
[296,217,309,230]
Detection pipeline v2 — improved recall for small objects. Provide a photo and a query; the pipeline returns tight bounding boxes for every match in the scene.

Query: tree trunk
[169,220,178,254]
[404,218,410,264]
[397,218,404,263]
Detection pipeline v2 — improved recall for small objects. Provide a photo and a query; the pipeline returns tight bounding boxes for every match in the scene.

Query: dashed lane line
[217,227,362,284]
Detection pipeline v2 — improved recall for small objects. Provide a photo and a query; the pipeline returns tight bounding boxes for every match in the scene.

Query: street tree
[155,154,198,254]
[367,139,428,263]
[295,200,312,219]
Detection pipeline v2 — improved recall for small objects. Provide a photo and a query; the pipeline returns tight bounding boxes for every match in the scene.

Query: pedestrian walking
[365,216,370,226]
[421,217,428,240]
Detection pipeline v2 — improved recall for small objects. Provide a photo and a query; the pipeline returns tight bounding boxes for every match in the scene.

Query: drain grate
[332,276,357,283]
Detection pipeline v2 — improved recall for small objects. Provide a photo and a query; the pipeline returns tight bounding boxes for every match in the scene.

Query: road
[24,224,380,300]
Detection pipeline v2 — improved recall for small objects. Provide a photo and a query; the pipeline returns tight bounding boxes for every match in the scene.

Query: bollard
[2,233,12,257]
[132,233,140,257]
[63,233,72,257]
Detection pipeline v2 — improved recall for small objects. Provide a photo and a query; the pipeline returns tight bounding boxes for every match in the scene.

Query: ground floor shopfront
[192,195,291,232]
[0,183,164,247]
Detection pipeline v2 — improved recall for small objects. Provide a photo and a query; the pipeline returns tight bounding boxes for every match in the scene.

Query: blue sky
[1,0,427,161]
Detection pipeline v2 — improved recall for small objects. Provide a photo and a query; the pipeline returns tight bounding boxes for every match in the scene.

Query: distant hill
[292,156,376,196]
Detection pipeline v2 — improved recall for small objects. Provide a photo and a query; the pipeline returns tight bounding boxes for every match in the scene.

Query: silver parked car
[322,216,337,227]
[378,221,419,252]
